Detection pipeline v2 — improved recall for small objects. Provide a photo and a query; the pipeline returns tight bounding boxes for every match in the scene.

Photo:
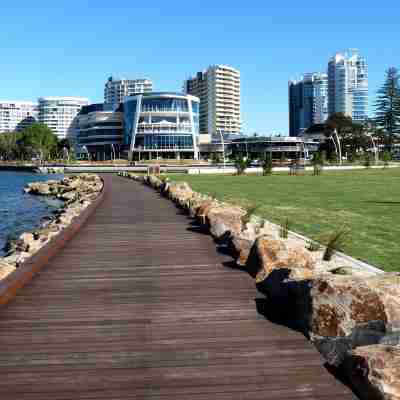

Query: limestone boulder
[307,273,400,367]
[345,344,400,400]
[253,236,316,283]
[309,273,400,340]
[3,251,31,267]
[207,205,246,241]
[0,260,16,280]
[148,175,163,190]
[24,182,51,195]
[195,199,216,224]
[231,220,280,267]
[59,191,77,202]
[166,182,194,205]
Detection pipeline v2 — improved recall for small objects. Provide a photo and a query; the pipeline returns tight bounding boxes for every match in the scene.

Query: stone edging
[119,172,400,400]
[0,176,105,306]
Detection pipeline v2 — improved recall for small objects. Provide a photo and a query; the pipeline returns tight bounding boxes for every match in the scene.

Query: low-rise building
[199,135,319,160]
[76,103,123,160]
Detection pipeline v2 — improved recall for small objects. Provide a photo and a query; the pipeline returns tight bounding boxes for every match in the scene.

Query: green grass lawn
[169,169,400,272]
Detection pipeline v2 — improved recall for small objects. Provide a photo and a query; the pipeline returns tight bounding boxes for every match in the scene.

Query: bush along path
[0,174,103,281]
[119,171,400,400]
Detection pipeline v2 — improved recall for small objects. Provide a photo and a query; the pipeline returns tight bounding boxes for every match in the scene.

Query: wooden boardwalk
[0,175,354,399]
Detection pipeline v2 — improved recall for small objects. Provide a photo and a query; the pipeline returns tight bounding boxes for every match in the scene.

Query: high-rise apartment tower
[288,72,328,136]
[184,65,241,139]
[328,49,368,122]
[104,77,153,109]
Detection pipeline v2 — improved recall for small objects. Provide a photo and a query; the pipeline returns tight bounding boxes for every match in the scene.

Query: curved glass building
[76,103,123,160]
[124,92,200,160]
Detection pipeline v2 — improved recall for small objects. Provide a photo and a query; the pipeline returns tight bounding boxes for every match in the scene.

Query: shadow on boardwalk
[0,175,355,400]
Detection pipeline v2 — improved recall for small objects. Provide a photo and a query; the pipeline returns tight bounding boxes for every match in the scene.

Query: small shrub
[363,153,372,169]
[311,153,323,176]
[382,151,391,169]
[322,227,350,261]
[211,152,221,165]
[307,240,321,252]
[241,204,259,226]
[234,156,251,175]
[279,218,290,239]
[261,153,273,176]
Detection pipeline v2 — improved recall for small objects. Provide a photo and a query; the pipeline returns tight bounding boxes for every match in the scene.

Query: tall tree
[0,132,20,160]
[19,123,58,161]
[375,67,400,151]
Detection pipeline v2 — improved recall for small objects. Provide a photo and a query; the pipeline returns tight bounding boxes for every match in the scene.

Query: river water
[0,171,63,256]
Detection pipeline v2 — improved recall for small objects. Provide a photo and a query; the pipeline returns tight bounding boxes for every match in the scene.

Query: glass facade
[289,73,328,136]
[328,50,368,122]
[123,99,138,145]
[141,98,189,113]
[124,93,200,159]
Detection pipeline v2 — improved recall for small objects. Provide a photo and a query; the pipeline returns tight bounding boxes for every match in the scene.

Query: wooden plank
[0,175,355,399]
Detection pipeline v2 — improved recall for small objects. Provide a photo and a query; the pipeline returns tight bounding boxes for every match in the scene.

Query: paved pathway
[0,175,354,399]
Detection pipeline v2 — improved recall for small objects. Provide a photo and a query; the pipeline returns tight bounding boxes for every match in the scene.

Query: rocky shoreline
[120,172,400,400]
[0,174,103,281]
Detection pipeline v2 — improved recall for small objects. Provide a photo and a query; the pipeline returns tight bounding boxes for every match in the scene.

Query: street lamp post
[111,143,116,162]
[82,145,91,162]
[367,132,378,164]
[333,129,342,165]
[218,129,226,170]
[329,135,339,163]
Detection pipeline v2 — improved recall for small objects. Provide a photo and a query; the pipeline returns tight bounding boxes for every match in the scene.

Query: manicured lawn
[169,169,400,272]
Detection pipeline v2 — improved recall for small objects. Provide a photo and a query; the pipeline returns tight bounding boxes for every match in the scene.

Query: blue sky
[1,1,399,134]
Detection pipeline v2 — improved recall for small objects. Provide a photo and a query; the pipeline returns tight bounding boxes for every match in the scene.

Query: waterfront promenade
[0,175,354,399]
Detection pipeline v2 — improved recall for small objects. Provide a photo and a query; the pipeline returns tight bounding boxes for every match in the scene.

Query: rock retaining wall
[119,171,400,400]
[0,174,103,283]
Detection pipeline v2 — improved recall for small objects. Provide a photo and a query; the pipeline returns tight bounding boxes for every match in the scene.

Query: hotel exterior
[184,65,241,140]
[104,77,153,109]
[38,97,89,139]
[123,92,200,160]
[328,49,368,122]
[76,103,123,160]
[0,101,38,133]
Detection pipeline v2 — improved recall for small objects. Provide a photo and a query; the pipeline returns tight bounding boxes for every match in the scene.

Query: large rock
[25,182,51,195]
[163,181,195,209]
[0,260,16,280]
[148,175,163,190]
[345,344,400,400]
[195,199,216,224]
[253,236,316,283]
[307,273,400,367]
[231,220,280,267]
[207,205,246,241]
[310,273,400,339]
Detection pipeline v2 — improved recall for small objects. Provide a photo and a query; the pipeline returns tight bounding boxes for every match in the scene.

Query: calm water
[0,171,63,256]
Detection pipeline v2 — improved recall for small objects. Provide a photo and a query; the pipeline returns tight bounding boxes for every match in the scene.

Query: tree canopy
[375,67,400,150]
[0,123,59,161]
[19,123,58,160]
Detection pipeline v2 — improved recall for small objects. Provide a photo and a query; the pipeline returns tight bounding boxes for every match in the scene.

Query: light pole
[367,132,378,164]
[111,143,116,162]
[218,129,226,170]
[82,145,91,162]
[329,136,339,163]
[333,129,342,165]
